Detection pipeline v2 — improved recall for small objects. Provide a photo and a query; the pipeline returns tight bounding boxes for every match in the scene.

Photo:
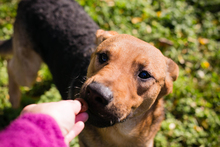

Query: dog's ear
[166,58,179,82]
[96,29,118,45]
[159,58,179,98]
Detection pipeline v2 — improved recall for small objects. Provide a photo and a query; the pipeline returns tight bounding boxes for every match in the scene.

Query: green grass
[0,0,220,146]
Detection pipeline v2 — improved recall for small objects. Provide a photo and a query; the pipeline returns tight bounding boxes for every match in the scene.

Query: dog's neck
[79,98,164,147]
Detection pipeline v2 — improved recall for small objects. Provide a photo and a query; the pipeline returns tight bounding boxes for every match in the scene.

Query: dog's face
[80,29,178,128]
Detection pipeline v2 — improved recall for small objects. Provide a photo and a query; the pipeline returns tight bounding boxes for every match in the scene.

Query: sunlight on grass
[0,0,219,146]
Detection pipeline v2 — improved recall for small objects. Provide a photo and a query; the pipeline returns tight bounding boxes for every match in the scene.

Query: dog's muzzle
[81,82,121,128]
[87,82,113,106]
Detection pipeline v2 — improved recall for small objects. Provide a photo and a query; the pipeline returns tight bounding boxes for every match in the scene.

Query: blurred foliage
[0,0,17,39]
[0,0,220,146]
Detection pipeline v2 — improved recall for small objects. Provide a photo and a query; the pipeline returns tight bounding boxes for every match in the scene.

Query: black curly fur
[16,0,99,99]
[0,38,13,56]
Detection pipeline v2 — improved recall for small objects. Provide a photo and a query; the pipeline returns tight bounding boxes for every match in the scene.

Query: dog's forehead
[96,34,167,78]
[97,34,166,64]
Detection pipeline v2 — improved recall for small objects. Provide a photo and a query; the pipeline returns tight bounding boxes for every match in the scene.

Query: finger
[74,98,88,113]
[61,100,82,115]
[21,104,37,114]
[75,112,89,123]
[64,121,85,144]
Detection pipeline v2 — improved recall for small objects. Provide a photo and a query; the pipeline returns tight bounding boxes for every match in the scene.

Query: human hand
[21,99,88,145]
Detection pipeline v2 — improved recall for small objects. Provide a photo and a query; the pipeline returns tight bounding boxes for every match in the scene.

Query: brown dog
[78,30,179,147]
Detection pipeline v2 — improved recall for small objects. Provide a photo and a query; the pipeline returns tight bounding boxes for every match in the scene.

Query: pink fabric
[0,113,67,147]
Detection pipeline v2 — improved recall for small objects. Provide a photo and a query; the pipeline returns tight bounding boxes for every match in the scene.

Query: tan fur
[7,18,42,108]
[79,29,179,147]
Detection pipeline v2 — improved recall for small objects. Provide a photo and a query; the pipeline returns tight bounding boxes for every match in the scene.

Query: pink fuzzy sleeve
[0,113,67,147]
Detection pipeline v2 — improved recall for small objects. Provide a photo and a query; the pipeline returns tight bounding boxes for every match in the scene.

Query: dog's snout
[87,82,113,105]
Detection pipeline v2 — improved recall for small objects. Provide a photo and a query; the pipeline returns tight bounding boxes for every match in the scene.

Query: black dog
[0,0,99,108]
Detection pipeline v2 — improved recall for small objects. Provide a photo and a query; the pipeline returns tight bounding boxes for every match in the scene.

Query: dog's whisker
[74,86,81,89]
[83,76,87,81]
[74,93,80,98]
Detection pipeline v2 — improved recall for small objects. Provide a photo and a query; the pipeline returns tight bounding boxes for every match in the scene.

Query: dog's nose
[87,82,113,106]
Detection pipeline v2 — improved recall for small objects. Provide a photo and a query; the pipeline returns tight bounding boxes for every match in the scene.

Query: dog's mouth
[86,107,132,128]
[87,107,117,127]
[79,89,132,128]
[85,98,132,128]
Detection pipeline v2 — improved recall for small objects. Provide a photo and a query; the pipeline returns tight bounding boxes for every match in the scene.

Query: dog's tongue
[75,98,88,113]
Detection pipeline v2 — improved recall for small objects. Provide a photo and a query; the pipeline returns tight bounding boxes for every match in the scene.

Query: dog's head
[80,29,179,128]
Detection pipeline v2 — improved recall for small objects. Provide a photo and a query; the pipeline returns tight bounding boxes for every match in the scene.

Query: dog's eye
[138,71,151,79]
[98,53,108,64]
